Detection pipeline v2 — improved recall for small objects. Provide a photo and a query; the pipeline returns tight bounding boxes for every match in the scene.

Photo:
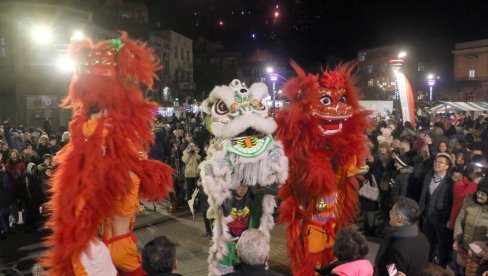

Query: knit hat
[436,152,452,165]
[26,162,36,174]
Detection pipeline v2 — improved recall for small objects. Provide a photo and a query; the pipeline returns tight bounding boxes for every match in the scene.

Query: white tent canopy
[430,101,488,113]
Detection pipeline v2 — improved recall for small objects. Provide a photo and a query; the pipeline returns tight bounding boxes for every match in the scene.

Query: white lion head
[202,79,276,139]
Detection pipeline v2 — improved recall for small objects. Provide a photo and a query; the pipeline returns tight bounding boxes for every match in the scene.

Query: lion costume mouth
[228,127,271,157]
[312,113,352,135]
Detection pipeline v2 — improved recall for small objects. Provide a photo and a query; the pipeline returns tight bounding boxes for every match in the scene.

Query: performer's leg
[104,232,144,275]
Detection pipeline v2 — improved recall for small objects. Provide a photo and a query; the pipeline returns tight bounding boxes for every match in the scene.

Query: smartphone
[469,242,483,255]
[387,263,398,276]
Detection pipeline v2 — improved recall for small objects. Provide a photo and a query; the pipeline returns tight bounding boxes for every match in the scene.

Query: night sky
[145,0,488,76]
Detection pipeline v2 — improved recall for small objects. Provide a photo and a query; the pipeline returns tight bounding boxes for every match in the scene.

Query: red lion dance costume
[42,32,173,275]
[276,62,370,276]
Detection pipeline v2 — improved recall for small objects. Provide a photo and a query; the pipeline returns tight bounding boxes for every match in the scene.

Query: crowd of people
[0,121,66,237]
[358,111,488,276]
[1,110,488,276]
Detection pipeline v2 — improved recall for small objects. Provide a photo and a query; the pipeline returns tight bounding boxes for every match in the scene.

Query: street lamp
[32,27,53,44]
[269,73,278,108]
[56,55,74,73]
[71,31,84,41]
[427,74,436,101]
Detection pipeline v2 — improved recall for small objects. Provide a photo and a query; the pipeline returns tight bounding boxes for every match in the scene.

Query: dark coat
[375,224,430,276]
[419,171,453,225]
[225,263,284,276]
[19,173,43,208]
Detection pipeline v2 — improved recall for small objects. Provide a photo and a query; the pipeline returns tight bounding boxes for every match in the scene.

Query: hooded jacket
[454,195,488,250]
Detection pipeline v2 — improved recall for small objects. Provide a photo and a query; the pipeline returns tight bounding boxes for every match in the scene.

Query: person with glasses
[419,152,454,267]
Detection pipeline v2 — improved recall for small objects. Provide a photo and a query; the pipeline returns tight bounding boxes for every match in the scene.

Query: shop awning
[430,101,488,112]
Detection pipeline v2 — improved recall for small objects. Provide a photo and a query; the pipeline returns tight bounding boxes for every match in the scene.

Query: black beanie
[478,179,488,194]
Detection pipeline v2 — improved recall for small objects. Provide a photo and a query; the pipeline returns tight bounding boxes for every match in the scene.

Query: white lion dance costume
[199,79,288,275]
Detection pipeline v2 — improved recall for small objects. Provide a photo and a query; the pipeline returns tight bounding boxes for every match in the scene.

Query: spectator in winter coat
[36,135,52,163]
[411,144,433,202]
[0,140,9,163]
[37,154,53,184]
[148,129,167,163]
[448,155,487,231]
[20,144,37,165]
[225,229,284,276]
[374,142,395,220]
[453,180,488,276]
[181,138,201,200]
[49,135,61,155]
[419,153,454,267]
[60,131,71,148]
[316,228,373,276]
[375,197,430,276]
[19,163,43,232]
[8,129,23,151]
[4,149,25,225]
[0,160,13,238]
[391,151,414,203]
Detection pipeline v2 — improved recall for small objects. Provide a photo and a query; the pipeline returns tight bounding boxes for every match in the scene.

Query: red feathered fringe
[41,32,173,275]
[276,62,371,276]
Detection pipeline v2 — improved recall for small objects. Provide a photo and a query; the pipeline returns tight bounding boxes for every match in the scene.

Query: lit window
[368,79,374,87]
[417,62,425,72]
[367,65,373,74]
[469,69,476,78]
[358,52,366,61]
[0,37,5,58]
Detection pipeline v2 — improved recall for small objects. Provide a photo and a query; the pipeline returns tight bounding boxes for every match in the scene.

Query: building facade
[149,30,195,104]
[452,39,488,101]
[193,37,241,99]
[0,2,116,131]
[356,45,429,101]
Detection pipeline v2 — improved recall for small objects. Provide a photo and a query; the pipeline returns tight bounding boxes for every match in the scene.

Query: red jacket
[447,177,478,229]
[5,160,25,189]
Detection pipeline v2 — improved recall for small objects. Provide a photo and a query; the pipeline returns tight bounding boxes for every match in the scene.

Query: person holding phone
[182,137,201,201]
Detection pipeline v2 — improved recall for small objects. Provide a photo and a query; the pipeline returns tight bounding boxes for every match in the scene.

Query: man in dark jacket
[419,152,454,267]
[375,197,429,276]
[225,229,283,276]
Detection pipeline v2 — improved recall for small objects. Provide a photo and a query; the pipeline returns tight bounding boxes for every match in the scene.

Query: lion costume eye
[320,96,332,106]
[215,100,229,115]
[339,95,346,103]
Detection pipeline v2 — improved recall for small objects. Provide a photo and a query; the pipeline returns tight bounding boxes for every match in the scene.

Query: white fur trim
[211,113,277,139]
[249,82,269,100]
[208,85,236,108]
[258,194,277,237]
[208,212,234,276]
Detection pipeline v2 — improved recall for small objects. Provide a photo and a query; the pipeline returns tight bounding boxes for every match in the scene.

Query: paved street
[0,203,381,275]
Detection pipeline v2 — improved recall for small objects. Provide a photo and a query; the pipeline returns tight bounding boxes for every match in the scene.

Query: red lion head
[276,61,370,165]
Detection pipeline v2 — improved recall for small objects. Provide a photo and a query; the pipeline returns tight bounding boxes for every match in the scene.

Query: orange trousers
[103,232,145,275]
